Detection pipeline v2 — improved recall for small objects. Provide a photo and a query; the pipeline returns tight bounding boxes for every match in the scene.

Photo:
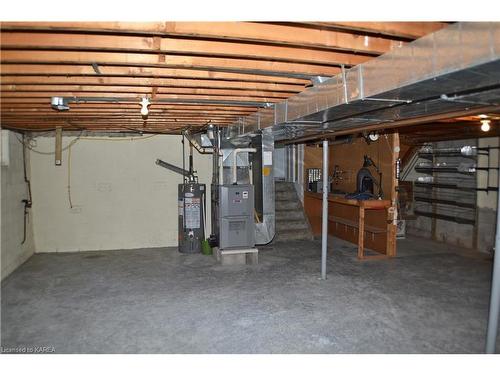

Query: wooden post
[358,205,365,259]
[55,126,62,166]
[388,132,400,257]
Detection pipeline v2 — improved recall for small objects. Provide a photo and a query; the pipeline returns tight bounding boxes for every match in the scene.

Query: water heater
[178,183,206,254]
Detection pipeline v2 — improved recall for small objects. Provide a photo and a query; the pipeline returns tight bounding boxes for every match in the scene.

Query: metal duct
[253,129,275,245]
[224,22,500,142]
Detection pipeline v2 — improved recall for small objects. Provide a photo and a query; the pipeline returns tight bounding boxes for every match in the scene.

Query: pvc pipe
[232,148,257,184]
[486,168,500,353]
[321,139,329,280]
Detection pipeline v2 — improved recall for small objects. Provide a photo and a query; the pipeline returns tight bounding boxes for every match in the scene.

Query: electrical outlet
[69,206,82,214]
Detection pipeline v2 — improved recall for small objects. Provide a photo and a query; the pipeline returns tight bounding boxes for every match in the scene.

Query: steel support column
[321,139,329,280]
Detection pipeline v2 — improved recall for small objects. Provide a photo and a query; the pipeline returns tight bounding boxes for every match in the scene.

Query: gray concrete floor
[1,235,498,354]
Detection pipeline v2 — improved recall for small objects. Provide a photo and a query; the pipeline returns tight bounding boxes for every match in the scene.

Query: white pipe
[321,139,329,280]
[486,168,500,353]
[232,148,256,185]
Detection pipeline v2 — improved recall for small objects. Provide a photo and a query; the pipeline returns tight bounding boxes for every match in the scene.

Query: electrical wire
[16,131,159,208]
[65,134,158,208]
[67,140,75,208]
[21,133,33,245]
[15,131,84,155]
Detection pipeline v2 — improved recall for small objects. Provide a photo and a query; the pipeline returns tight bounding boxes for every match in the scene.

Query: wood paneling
[304,192,392,255]
[303,134,399,256]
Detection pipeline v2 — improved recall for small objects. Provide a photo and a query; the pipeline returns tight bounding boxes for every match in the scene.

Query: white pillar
[486,165,500,353]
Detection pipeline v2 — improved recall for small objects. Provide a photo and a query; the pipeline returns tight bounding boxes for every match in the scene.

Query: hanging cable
[65,134,158,208]
[67,141,75,208]
[15,131,159,209]
[15,131,83,155]
[21,133,33,245]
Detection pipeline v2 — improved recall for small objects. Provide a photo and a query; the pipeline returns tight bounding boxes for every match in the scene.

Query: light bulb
[140,98,150,117]
[207,124,215,140]
[481,119,491,132]
[368,132,379,142]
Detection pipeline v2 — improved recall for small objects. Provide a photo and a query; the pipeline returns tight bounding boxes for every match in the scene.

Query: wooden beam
[1,107,251,116]
[319,22,448,40]
[1,85,292,99]
[0,99,260,111]
[0,123,192,132]
[1,31,370,66]
[0,64,309,85]
[0,22,406,54]
[1,119,232,126]
[0,103,257,113]
[1,111,239,118]
[1,50,342,78]
[1,113,239,120]
[1,76,302,93]
[0,91,280,103]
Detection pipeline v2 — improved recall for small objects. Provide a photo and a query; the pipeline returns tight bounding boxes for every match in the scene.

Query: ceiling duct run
[224,22,500,143]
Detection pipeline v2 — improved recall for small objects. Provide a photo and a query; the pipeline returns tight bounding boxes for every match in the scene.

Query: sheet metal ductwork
[223,22,500,142]
[253,129,275,245]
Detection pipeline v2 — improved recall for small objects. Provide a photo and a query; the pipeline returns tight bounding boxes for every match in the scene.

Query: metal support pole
[321,139,329,280]
[486,167,500,353]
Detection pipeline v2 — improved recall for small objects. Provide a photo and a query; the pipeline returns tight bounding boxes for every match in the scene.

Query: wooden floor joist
[0,22,413,54]
[0,21,448,133]
[0,64,310,85]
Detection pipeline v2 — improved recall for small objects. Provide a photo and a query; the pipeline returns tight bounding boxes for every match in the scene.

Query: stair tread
[279,227,310,232]
[274,181,312,241]
[276,204,300,209]
[276,216,304,222]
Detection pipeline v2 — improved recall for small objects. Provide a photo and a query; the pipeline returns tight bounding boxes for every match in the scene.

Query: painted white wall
[273,146,286,180]
[1,130,35,279]
[29,135,212,253]
[295,144,305,203]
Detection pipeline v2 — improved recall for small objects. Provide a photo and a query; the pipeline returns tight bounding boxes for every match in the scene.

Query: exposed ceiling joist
[0,21,449,133]
[0,64,310,85]
[1,32,371,66]
[0,22,408,54]
[1,76,303,92]
[292,22,449,40]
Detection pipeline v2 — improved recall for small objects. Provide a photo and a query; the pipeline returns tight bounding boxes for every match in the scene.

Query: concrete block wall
[406,137,499,253]
[476,137,499,253]
[27,134,213,253]
[1,130,35,280]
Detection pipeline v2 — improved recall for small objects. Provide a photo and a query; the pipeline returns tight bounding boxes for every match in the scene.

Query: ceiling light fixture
[207,123,215,140]
[140,98,150,118]
[51,96,70,111]
[368,132,380,142]
[481,119,491,132]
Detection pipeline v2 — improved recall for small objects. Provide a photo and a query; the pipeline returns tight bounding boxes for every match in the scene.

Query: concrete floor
[1,235,498,354]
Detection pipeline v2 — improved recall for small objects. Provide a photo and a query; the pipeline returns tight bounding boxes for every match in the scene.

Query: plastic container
[201,239,213,255]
